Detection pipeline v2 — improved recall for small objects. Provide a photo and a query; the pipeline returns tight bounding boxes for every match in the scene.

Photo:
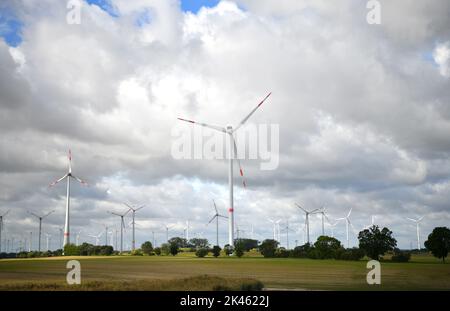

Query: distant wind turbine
[27,210,55,252]
[336,208,356,248]
[407,216,425,250]
[0,210,10,253]
[124,203,144,251]
[208,200,228,246]
[295,204,320,244]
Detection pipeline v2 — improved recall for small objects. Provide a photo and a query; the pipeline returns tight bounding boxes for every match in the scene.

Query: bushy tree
[160,243,170,255]
[335,247,365,261]
[275,247,290,258]
[154,247,161,256]
[212,245,221,258]
[224,244,234,256]
[314,236,342,259]
[233,239,258,251]
[169,242,179,256]
[391,249,411,262]
[195,248,208,257]
[189,238,209,249]
[63,243,80,256]
[168,237,188,248]
[259,239,279,258]
[141,241,153,255]
[358,225,397,260]
[425,227,450,263]
[234,241,245,257]
[290,243,313,258]
[99,245,114,256]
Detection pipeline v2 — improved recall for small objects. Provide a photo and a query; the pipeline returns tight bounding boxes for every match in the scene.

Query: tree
[189,238,209,249]
[259,239,279,258]
[141,241,153,255]
[160,243,170,255]
[358,225,397,260]
[212,245,221,258]
[424,227,450,263]
[63,243,80,256]
[224,244,233,256]
[154,247,161,256]
[234,241,244,257]
[168,237,188,248]
[233,239,258,251]
[169,242,179,256]
[314,236,342,259]
[195,248,208,257]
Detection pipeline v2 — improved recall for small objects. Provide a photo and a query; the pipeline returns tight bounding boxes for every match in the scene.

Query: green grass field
[0,253,449,290]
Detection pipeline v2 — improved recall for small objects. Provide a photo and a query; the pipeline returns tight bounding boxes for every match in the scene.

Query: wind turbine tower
[27,210,54,252]
[124,203,144,251]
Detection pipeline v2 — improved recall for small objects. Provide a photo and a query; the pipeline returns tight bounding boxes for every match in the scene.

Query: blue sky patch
[0,8,23,47]
[86,0,119,17]
[181,0,221,13]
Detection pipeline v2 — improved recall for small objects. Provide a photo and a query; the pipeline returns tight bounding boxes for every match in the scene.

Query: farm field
[0,253,449,290]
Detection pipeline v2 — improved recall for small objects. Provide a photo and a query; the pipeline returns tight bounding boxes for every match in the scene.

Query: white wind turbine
[75,230,82,246]
[407,216,425,250]
[27,210,55,252]
[45,233,51,251]
[208,199,228,246]
[49,149,88,249]
[124,203,144,251]
[108,208,131,253]
[0,210,10,253]
[317,207,329,236]
[295,204,320,244]
[336,208,356,248]
[88,231,103,246]
[178,92,272,246]
[268,218,281,241]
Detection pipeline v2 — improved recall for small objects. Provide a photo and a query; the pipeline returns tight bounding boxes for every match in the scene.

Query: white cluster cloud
[0,0,449,250]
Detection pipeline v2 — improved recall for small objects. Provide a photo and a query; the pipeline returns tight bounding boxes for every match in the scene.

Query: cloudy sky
[1,0,449,251]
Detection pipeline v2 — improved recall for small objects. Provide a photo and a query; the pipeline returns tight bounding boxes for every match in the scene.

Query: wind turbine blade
[347,208,352,218]
[218,214,228,219]
[135,205,145,211]
[233,92,272,132]
[1,210,10,217]
[418,216,425,222]
[48,174,68,187]
[295,203,307,213]
[213,199,218,214]
[108,211,122,217]
[71,175,88,186]
[406,217,416,222]
[231,135,247,188]
[208,215,216,224]
[42,210,55,219]
[177,118,226,133]
[27,211,40,218]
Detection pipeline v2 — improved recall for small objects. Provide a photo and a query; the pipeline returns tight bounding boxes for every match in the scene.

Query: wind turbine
[329,220,340,238]
[178,92,272,246]
[407,216,425,250]
[295,204,320,244]
[268,218,281,241]
[208,200,228,246]
[45,233,51,251]
[124,203,144,251]
[165,224,173,243]
[27,210,55,252]
[75,230,82,246]
[108,209,130,253]
[0,210,10,253]
[336,208,355,248]
[88,231,103,246]
[318,207,329,236]
[49,149,88,249]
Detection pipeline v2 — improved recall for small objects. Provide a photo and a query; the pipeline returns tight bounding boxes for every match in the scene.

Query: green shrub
[131,249,143,256]
[154,247,161,256]
[335,247,364,261]
[391,250,411,262]
[141,241,153,255]
[212,246,221,257]
[195,248,208,258]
